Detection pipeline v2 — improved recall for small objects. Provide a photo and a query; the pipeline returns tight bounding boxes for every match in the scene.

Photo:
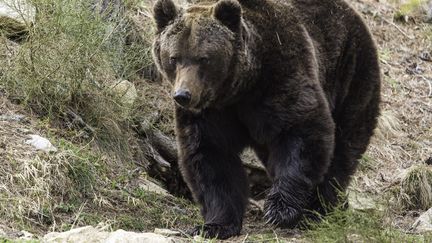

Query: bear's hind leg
[310,53,381,214]
[311,93,380,214]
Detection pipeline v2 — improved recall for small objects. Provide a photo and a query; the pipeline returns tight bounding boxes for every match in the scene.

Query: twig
[420,76,432,97]
[71,202,87,230]
[241,233,249,243]
[381,18,415,40]
[66,109,96,134]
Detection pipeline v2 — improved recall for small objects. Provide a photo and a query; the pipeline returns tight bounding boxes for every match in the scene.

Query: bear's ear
[213,0,242,32]
[153,0,178,32]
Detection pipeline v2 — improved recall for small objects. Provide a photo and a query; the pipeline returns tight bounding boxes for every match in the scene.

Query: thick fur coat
[152,0,381,239]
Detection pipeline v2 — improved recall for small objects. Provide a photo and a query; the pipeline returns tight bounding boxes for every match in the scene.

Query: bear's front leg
[263,121,334,228]
[176,109,249,239]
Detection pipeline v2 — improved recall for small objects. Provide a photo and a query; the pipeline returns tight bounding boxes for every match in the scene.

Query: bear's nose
[173,89,191,106]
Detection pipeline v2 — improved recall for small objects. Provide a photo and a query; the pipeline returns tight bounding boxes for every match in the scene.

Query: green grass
[358,154,377,172]
[394,0,429,20]
[379,48,392,63]
[305,205,431,243]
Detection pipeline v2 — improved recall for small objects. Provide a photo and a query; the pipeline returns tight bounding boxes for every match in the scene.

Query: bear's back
[239,0,378,113]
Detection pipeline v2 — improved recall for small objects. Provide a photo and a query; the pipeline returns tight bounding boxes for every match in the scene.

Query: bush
[0,0,157,156]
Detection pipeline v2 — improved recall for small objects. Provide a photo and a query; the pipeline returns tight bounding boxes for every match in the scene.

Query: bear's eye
[199,57,210,65]
[169,57,178,66]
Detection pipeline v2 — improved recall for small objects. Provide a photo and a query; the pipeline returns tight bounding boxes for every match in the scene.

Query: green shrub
[0,0,157,155]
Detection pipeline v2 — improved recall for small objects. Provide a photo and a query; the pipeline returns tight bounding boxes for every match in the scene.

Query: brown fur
[152,0,381,239]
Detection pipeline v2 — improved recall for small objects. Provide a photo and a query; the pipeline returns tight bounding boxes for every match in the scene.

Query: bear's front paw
[264,192,303,228]
[186,223,241,239]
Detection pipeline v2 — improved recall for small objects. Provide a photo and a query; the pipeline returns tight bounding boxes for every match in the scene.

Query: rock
[110,80,137,107]
[106,230,176,243]
[0,114,25,122]
[154,228,181,237]
[0,0,35,37]
[249,199,264,213]
[44,226,179,243]
[25,134,57,152]
[411,208,432,233]
[139,178,169,196]
[18,230,34,240]
[44,226,109,243]
[348,191,379,211]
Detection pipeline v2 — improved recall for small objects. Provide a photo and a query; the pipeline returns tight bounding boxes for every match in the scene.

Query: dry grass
[397,165,432,210]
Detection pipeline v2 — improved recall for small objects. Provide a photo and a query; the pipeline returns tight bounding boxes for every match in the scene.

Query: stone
[154,228,181,237]
[0,114,25,122]
[25,134,57,153]
[44,226,109,243]
[139,178,169,196]
[110,80,137,107]
[348,191,379,211]
[0,0,35,36]
[106,230,175,243]
[43,226,178,243]
[18,230,34,240]
[411,208,432,233]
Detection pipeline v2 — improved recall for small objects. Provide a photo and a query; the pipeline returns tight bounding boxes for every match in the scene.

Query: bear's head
[152,0,244,112]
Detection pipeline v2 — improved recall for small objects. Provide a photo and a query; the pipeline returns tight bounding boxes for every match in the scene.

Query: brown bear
[152,0,380,239]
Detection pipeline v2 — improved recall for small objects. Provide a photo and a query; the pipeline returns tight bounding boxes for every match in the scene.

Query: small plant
[398,164,432,210]
[358,154,377,172]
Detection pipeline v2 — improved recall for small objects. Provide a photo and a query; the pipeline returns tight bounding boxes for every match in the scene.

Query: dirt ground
[349,0,431,229]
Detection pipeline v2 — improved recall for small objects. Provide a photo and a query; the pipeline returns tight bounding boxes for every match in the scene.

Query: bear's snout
[173,89,192,107]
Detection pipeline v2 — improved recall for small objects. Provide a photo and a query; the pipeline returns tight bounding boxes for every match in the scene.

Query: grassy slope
[0,0,198,239]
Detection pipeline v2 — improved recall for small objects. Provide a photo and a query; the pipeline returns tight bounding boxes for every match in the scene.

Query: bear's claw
[186,223,241,239]
[264,192,303,228]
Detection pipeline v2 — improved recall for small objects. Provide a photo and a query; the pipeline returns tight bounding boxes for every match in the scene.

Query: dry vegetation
[0,0,431,242]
